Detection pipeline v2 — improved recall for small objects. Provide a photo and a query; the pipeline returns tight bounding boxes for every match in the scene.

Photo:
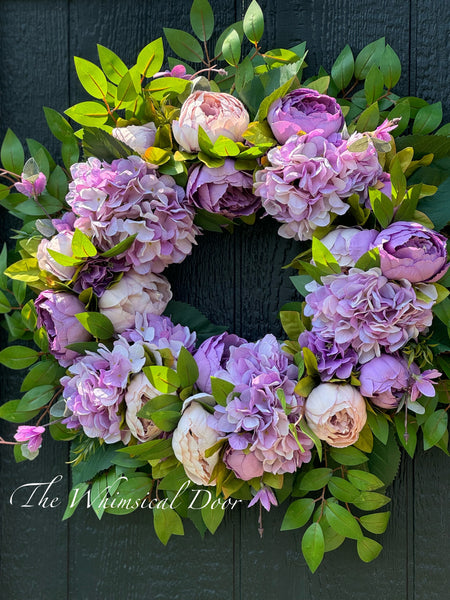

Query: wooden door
[0,1,449,598]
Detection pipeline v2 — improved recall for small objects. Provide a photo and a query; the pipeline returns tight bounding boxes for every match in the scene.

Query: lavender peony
[186,159,260,218]
[373,221,449,283]
[195,332,247,393]
[172,91,250,153]
[73,255,129,297]
[35,291,91,367]
[319,226,378,268]
[359,354,410,409]
[98,269,172,333]
[267,88,344,144]
[305,383,367,447]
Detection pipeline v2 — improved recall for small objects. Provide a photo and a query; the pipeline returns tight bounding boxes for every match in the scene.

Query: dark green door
[1,1,449,598]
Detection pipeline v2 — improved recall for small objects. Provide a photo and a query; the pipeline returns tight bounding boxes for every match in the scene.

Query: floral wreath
[0,0,449,573]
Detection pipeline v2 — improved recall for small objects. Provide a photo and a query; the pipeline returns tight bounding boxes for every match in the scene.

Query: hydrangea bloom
[67,156,198,274]
[254,133,349,240]
[194,332,247,393]
[304,268,436,363]
[61,338,145,443]
[338,133,383,199]
[123,313,196,360]
[299,330,359,380]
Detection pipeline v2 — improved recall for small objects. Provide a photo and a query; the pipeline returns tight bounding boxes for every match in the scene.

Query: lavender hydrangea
[194,332,247,393]
[304,268,437,363]
[67,156,198,274]
[299,330,359,380]
[254,133,349,240]
[62,338,145,443]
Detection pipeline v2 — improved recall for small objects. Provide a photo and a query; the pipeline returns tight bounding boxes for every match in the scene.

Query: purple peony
[186,159,260,218]
[267,88,344,144]
[224,448,264,480]
[61,338,145,443]
[319,226,379,268]
[35,290,91,367]
[304,268,437,363]
[72,255,129,296]
[359,354,411,408]
[254,132,349,241]
[299,330,359,381]
[194,332,247,393]
[67,156,198,274]
[373,221,449,283]
[123,313,196,360]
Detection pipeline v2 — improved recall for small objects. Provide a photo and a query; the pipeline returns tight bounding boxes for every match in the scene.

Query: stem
[258,501,264,538]
[32,193,53,221]
[342,79,360,100]
[0,437,18,446]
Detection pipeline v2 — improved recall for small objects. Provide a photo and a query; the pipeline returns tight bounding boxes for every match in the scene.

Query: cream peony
[172,91,250,153]
[304,383,367,448]
[111,122,157,155]
[172,398,221,486]
[124,372,163,443]
[98,269,172,333]
[36,231,76,281]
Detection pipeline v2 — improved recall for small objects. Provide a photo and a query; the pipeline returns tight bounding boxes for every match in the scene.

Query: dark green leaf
[21,360,65,392]
[164,28,204,63]
[17,385,54,411]
[354,38,385,79]
[1,129,24,174]
[329,446,368,466]
[423,409,448,450]
[190,0,214,41]
[82,126,135,162]
[43,107,75,142]
[325,502,363,540]
[331,44,354,90]
[364,65,384,105]
[177,346,199,388]
[281,498,315,531]
[164,300,227,344]
[413,102,443,135]
[301,522,324,573]
[298,468,333,491]
[0,399,40,423]
[0,346,39,370]
[380,45,401,89]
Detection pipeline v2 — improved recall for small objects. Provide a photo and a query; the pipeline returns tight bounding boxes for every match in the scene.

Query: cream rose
[172,397,221,486]
[304,383,367,448]
[98,269,172,333]
[36,231,76,281]
[124,372,164,443]
[172,91,250,153]
[111,122,157,155]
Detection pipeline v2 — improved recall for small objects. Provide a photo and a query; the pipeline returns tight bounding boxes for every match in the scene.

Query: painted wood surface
[0,1,448,598]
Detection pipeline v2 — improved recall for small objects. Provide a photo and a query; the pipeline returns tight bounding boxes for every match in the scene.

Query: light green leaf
[153,507,184,545]
[346,469,384,491]
[75,312,112,340]
[301,522,324,573]
[354,38,385,80]
[281,498,315,531]
[298,468,332,491]
[176,346,199,388]
[357,536,383,562]
[74,56,108,99]
[65,102,109,127]
[97,45,128,85]
[0,346,39,370]
[137,38,165,78]
[360,511,391,534]
[1,129,24,174]
[143,365,180,394]
[72,228,97,259]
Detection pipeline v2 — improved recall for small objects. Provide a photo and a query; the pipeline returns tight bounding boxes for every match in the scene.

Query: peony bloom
[36,231,76,281]
[194,332,247,393]
[35,290,91,367]
[123,313,196,361]
[359,354,410,409]
[319,226,378,268]
[304,383,367,448]
[267,88,344,144]
[62,337,145,443]
[224,448,264,480]
[111,122,157,156]
[172,91,250,153]
[67,156,198,275]
[186,159,260,218]
[124,372,164,442]
[98,269,172,333]
[72,255,129,297]
[254,132,349,241]
[373,221,449,283]
[172,400,221,486]
[14,425,45,453]
[304,268,436,363]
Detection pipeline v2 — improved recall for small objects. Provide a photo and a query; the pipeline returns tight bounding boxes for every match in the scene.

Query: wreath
[0,0,449,573]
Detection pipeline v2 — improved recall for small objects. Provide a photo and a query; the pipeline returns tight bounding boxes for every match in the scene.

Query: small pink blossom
[14,425,45,453]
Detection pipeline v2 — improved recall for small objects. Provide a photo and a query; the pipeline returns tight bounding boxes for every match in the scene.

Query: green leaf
[21,360,65,392]
[243,0,264,44]
[117,437,174,460]
[65,102,109,127]
[423,409,448,450]
[312,237,341,274]
[290,274,313,297]
[164,300,227,344]
[346,469,384,491]
[329,446,368,466]
[211,136,240,157]
[97,45,128,85]
[418,176,450,230]
[0,399,40,423]
[413,102,443,135]
[137,38,165,78]
[380,45,401,89]
[201,501,225,534]
[357,537,383,563]
[72,229,97,259]
[325,502,363,540]
[75,312,113,340]
[143,365,180,393]
[356,103,379,132]
[210,377,234,407]
[354,247,380,271]
[1,129,24,174]
[360,511,391,534]
[352,492,391,511]
[235,56,255,95]
[214,22,244,58]
[74,56,108,99]
[146,77,191,101]
[0,346,39,370]
[190,0,214,41]
[298,468,333,492]
[163,28,204,63]
[176,346,199,388]
[82,126,135,162]
[256,75,298,122]
[0,290,11,314]
[148,410,180,432]
[279,310,305,340]
[43,107,75,142]
[62,137,80,170]
[368,427,401,486]
[369,189,394,228]
[364,65,384,105]
[327,477,360,503]
[116,69,140,104]
[281,498,315,531]
[298,523,324,574]
[153,507,184,545]
[394,414,418,458]
[331,44,354,90]
[17,385,55,411]
[354,38,385,80]
[47,165,68,201]
[388,100,410,136]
